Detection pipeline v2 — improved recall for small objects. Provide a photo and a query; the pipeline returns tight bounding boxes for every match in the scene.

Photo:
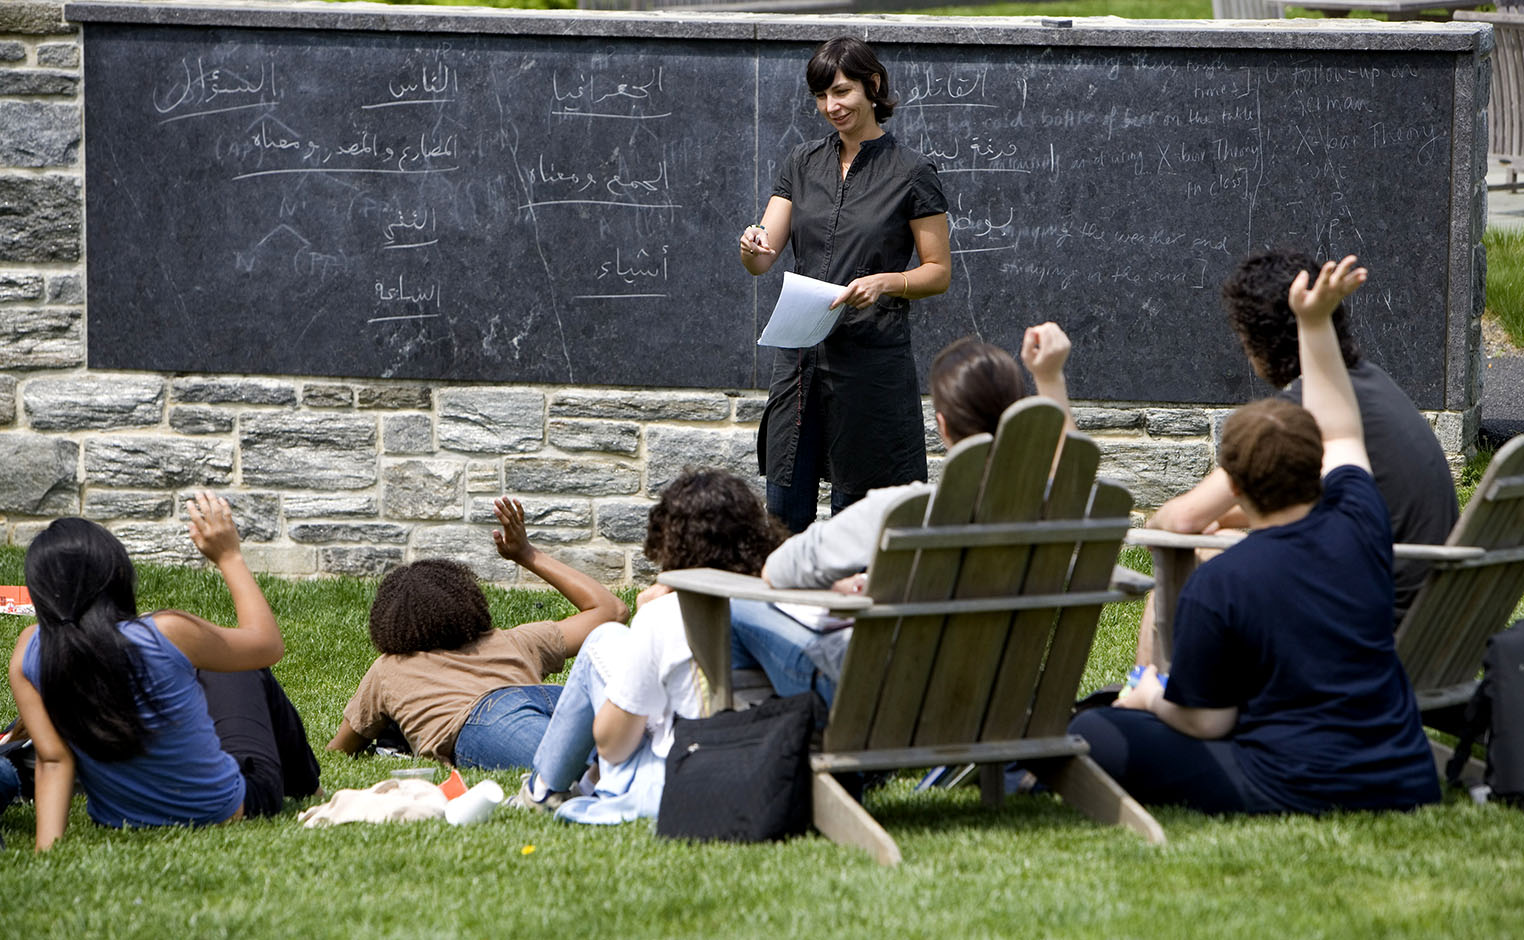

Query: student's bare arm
[10,626,74,851]
[1289,256,1369,474]
[493,496,628,655]
[1115,665,1238,739]
[1149,469,1240,534]
[592,700,647,766]
[326,718,370,756]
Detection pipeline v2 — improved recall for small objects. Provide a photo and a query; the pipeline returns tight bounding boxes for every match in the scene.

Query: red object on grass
[439,768,468,800]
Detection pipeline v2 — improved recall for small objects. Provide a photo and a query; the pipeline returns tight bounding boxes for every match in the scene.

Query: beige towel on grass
[298,778,448,827]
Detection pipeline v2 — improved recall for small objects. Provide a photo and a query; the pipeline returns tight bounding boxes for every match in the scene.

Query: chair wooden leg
[812,772,902,866]
[979,763,1004,807]
[1037,755,1166,845]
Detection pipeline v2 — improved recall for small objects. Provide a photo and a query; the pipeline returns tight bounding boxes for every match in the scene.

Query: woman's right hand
[187,491,242,565]
[739,224,775,260]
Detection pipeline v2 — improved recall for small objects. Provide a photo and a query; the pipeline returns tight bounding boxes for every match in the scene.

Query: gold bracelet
[901,272,911,297]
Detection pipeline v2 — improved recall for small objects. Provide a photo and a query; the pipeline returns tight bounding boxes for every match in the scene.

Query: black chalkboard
[83,21,1464,405]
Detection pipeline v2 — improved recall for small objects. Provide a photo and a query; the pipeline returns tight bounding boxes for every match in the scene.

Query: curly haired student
[514,468,786,822]
[327,497,628,771]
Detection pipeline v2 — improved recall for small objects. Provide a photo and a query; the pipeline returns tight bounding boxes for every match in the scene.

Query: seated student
[732,323,1076,704]
[1070,256,1440,815]
[327,496,627,770]
[1136,248,1458,665]
[9,493,320,851]
[515,468,784,819]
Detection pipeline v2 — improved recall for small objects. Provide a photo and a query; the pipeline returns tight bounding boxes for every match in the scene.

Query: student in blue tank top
[1069,256,1440,815]
[8,492,319,850]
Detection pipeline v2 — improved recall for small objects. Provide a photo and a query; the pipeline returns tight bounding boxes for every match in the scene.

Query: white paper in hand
[757,272,847,348]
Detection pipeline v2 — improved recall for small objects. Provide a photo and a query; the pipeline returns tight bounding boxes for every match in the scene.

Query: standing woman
[740,36,952,532]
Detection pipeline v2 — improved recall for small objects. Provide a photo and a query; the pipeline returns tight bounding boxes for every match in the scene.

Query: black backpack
[1446,620,1524,804]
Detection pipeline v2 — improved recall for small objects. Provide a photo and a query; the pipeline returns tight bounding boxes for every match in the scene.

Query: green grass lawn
[2,541,1523,938]
[1486,227,1524,350]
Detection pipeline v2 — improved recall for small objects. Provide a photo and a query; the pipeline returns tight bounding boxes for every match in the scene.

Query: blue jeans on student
[0,754,18,812]
[532,623,621,791]
[729,599,839,706]
[454,685,563,772]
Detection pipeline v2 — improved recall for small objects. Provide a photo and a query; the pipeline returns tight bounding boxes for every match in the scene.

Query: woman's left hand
[831,273,898,310]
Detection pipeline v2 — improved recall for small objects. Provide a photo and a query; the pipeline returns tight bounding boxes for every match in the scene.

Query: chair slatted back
[1397,434,1524,701]
[822,398,1133,754]
[1457,13,1524,167]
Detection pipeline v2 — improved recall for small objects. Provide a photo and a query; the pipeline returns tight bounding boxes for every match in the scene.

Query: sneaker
[508,772,571,814]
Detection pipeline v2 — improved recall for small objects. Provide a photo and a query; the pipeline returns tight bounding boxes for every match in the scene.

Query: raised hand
[1021,321,1072,382]
[1288,254,1367,324]
[186,491,242,565]
[491,496,534,565]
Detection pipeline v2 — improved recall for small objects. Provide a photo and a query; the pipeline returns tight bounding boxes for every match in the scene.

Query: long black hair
[25,518,156,762]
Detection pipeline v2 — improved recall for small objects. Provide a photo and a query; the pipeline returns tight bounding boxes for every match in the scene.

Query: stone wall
[0,2,1479,587]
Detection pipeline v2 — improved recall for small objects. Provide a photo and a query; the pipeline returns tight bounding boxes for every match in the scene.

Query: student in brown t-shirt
[326,497,628,770]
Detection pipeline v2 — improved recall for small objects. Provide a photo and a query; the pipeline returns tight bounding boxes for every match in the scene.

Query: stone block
[921,400,944,455]
[410,525,513,581]
[551,390,729,422]
[83,491,173,521]
[0,433,76,514]
[357,385,432,410]
[546,547,627,586]
[172,377,296,406]
[382,459,463,520]
[437,388,544,454]
[177,491,280,542]
[289,522,410,544]
[111,523,201,566]
[502,456,640,496]
[1432,409,1466,453]
[241,544,317,576]
[36,42,79,68]
[1097,441,1214,509]
[0,69,76,96]
[382,414,432,454]
[644,426,758,494]
[0,3,72,35]
[282,494,377,519]
[169,406,234,435]
[0,102,80,166]
[320,546,404,578]
[84,437,234,489]
[630,553,660,584]
[45,273,81,304]
[0,273,43,302]
[0,177,79,262]
[0,376,15,425]
[0,42,23,62]
[1075,407,1143,431]
[24,375,163,430]
[548,418,639,455]
[240,413,376,489]
[596,500,654,544]
[9,521,49,549]
[466,496,592,528]
[734,395,767,423]
[0,306,81,369]
[465,460,498,493]
[1144,409,1211,437]
[302,383,353,408]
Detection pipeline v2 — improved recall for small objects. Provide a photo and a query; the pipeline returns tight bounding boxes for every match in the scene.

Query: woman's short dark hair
[368,559,493,655]
[807,36,897,124]
[1219,398,1325,515]
[929,337,1027,443]
[1222,249,1362,389]
[25,517,153,762]
[644,468,784,576]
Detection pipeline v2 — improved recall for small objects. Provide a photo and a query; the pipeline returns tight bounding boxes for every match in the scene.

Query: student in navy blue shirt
[1070,256,1439,815]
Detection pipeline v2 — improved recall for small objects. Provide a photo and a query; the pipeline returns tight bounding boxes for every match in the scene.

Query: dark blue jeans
[766,396,864,533]
[454,684,564,772]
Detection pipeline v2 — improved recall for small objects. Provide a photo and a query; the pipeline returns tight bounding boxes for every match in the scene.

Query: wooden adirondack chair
[657,398,1165,865]
[1395,434,1524,775]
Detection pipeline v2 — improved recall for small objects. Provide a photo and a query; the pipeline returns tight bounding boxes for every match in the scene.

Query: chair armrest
[658,567,874,614]
[1110,564,1155,596]
[1391,543,1485,562]
[1123,529,1245,551]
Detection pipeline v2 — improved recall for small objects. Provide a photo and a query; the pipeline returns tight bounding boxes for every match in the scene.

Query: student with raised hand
[1069,257,1440,815]
[9,493,320,851]
[730,325,1076,705]
[327,496,628,771]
